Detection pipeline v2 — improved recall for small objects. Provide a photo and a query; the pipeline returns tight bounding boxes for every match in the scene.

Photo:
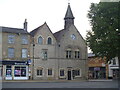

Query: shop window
[113,59,116,65]
[48,69,52,76]
[8,48,14,58]
[8,35,15,44]
[75,51,80,59]
[6,65,12,77]
[42,50,48,60]
[60,69,64,76]
[21,35,28,44]
[66,50,72,59]
[14,66,26,77]
[72,69,80,76]
[47,37,52,45]
[37,69,43,76]
[38,36,43,44]
[22,48,28,58]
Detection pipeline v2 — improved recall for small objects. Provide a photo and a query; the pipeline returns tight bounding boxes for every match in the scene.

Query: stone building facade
[30,4,87,80]
[0,20,31,80]
[0,4,87,81]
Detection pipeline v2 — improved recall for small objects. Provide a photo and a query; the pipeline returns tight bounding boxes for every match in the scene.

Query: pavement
[2,79,114,82]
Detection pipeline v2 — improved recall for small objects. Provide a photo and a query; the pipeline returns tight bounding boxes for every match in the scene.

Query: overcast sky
[0,0,100,39]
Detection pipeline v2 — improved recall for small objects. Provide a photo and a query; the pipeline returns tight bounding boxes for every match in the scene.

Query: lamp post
[32,42,35,80]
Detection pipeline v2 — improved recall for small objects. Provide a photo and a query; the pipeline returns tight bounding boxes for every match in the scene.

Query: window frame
[66,50,72,59]
[47,37,52,45]
[41,49,48,60]
[38,36,43,45]
[36,69,43,76]
[8,34,15,44]
[22,48,28,58]
[47,68,53,77]
[8,48,15,58]
[21,35,28,45]
[59,69,65,77]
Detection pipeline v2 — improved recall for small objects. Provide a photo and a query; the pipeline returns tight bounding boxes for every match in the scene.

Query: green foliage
[86,2,120,61]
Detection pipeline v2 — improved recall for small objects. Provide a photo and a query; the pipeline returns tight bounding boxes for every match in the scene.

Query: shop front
[89,67,106,79]
[2,60,29,80]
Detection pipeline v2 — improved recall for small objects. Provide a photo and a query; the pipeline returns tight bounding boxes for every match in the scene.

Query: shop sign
[15,62,27,65]
[94,67,100,71]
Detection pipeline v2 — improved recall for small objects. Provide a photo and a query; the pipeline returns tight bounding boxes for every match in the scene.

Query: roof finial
[68,0,70,5]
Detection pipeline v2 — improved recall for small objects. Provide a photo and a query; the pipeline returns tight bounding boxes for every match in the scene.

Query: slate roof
[64,4,74,19]
[30,23,46,36]
[1,27,28,34]
[53,29,66,41]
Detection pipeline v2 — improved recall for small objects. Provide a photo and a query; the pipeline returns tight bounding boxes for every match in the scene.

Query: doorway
[68,70,72,80]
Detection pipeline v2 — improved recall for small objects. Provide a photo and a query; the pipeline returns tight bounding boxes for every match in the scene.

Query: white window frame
[8,35,15,44]
[22,48,28,58]
[47,68,54,77]
[41,49,48,60]
[59,69,65,78]
[66,49,72,59]
[74,69,81,77]
[8,48,15,58]
[36,68,43,77]
[21,35,28,44]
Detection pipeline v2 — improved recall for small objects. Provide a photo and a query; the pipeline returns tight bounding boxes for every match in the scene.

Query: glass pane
[38,36,43,44]
[22,35,28,44]
[48,37,52,45]
[8,35,15,43]
[22,49,27,58]
[48,69,52,75]
[60,70,64,76]
[8,48,14,58]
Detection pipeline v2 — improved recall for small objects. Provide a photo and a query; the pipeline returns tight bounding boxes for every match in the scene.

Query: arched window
[47,37,52,45]
[38,36,43,44]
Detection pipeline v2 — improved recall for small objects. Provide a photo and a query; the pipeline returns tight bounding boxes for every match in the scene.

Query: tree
[86,2,120,85]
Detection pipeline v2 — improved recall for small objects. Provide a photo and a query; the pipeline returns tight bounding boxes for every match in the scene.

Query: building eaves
[1,26,28,34]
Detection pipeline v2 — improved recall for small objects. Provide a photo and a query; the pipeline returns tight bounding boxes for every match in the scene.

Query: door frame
[67,69,72,80]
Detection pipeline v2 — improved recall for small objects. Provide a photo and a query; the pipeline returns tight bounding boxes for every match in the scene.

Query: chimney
[24,19,27,31]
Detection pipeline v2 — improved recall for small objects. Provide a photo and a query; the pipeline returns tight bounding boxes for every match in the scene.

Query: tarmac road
[2,80,119,88]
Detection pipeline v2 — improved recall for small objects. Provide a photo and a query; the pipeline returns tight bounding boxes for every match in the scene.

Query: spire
[64,3,75,29]
[64,3,74,19]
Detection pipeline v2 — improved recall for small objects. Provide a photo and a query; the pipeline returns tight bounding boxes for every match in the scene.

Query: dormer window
[38,36,43,44]
[47,37,52,45]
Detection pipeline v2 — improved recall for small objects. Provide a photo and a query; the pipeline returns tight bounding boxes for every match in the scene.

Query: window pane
[48,69,52,75]
[6,65,12,77]
[22,35,28,44]
[47,37,52,45]
[22,49,27,58]
[38,36,43,44]
[60,70,64,76]
[8,48,14,58]
[37,70,39,75]
[37,69,42,76]
[8,35,15,43]
[21,67,26,77]
[14,66,21,77]
[42,50,48,60]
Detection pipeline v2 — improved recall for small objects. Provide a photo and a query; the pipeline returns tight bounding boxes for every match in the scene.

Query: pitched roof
[64,4,74,19]
[54,29,66,41]
[1,26,28,34]
[30,24,44,36]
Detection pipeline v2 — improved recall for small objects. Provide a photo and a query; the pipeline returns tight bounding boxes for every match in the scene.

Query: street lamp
[32,42,35,80]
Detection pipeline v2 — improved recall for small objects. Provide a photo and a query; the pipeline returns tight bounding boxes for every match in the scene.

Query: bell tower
[64,3,75,29]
